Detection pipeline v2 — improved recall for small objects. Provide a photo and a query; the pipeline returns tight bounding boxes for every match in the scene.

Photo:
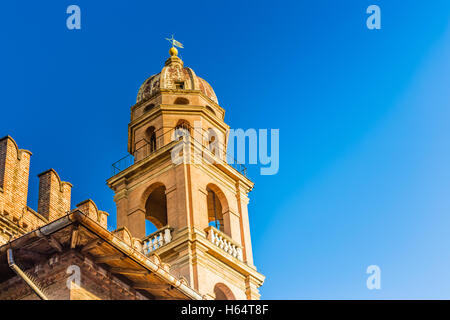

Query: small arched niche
[214,283,236,300]
[206,105,216,116]
[174,97,190,105]
[144,184,168,235]
[144,103,155,113]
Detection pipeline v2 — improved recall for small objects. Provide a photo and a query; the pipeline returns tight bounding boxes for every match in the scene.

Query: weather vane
[165,35,184,49]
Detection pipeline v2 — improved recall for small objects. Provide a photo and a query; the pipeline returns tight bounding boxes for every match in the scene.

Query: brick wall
[0,251,147,300]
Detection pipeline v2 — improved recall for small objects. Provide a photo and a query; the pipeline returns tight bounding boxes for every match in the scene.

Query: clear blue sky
[1,1,450,299]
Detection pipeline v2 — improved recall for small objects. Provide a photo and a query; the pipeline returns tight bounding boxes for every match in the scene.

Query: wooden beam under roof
[132,282,171,290]
[47,235,63,252]
[81,238,103,253]
[95,254,124,264]
[109,267,149,276]
[70,225,79,249]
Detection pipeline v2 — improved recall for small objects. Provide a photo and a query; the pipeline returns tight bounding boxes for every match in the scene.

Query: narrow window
[144,104,155,113]
[206,106,216,116]
[174,81,184,89]
[145,127,157,154]
[207,128,219,156]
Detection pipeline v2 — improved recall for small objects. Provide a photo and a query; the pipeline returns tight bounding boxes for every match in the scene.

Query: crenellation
[76,199,109,229]
[0,136,35,244]
[0,136,79,245]
[38,169,72,221]
[0,136,32,222]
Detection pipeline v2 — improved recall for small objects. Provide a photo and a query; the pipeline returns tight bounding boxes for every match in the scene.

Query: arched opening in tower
[173,119,192,145]
[207,187,224,232]
[214,283,236,300]
[175,119,191,132]
[144,185,167,236]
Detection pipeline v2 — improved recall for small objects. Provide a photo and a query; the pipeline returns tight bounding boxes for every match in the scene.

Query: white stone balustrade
[142,226,173,255]
[205,226,243,262]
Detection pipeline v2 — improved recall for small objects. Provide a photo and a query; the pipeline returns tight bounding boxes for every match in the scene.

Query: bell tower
[107,45,265,300]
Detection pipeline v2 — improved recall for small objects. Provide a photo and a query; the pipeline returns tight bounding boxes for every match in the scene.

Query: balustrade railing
[141,225,244,262]
[112,127,177,175]
[142,226,173,255]
[111,124,247,177]
[205,226,243,262]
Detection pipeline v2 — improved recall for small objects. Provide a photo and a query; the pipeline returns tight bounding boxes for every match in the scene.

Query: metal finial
[165,35,184,49]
